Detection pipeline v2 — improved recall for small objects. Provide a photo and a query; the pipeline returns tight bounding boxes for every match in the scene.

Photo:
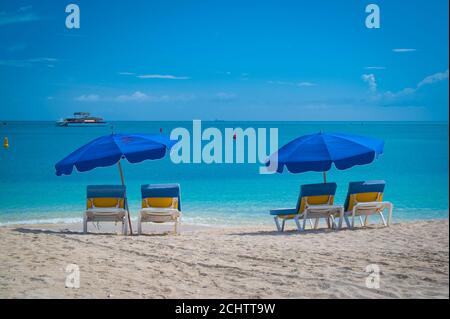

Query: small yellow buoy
[3,137,9,149]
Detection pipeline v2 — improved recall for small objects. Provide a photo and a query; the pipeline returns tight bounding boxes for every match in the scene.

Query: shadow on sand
[231,226,364,237]
[12,227,176,237]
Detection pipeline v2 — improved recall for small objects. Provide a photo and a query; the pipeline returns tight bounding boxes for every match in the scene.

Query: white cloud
[297,82,316,87]
[392,48,417,53]
[137,74,190,80]
[29,57,58,63]
[116,91,151,102]
[268,80,316,87]
[362,74,377,93]
[76,94,100,102]
[118,72,190,79]
[381,88,416,100]
[0,11,41,27]
[0,59,29,67]
[215,92,237,102]
[374,69,449,102]
[417,69,449,88]
[0,57,58,68]
[6,43,27,52]
[115,91,196,102]
[76,91,196,103]
[18,5,33,12]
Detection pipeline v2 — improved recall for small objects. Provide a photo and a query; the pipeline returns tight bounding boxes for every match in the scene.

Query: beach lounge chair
[138,184,181,235]
[342,181,393,228]
[83,185,128,234]
[269,183,343,232]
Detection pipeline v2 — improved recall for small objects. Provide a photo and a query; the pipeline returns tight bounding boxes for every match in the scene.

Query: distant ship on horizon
[56,112,107,127]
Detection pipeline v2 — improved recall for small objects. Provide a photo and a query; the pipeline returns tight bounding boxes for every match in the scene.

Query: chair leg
[338,209,344,229]
[351,209,356,228]
[308,219,314,228]
[83,215,88,234]
[274,217,282,232]
[387,203,393,226]
[137,214,142,235]
[281,219,286,232]
[359,216,364,226]
[364,215,369,226]
[344,215,351,228]
[174,219,179,235]
[379,212,387,226]
[294,216,302,231]
[326,217,331,229]
[122,217,128,235]
[330,215,337,229]
[314,218,320,229]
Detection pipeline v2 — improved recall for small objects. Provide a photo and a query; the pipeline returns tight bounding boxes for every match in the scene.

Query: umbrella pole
[118,160,133,235]
[323,171,327,183]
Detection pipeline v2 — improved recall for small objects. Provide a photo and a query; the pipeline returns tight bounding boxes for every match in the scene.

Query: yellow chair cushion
[142,197,178,209]
[298,195,333,213]
[347,192,383,211]
[87,198,124,209]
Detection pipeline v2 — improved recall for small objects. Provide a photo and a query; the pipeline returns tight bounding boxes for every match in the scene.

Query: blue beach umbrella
[268,132,384,182]
[55,133,177,234]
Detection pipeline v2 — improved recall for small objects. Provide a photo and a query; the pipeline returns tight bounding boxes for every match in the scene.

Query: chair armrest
[269,208,297,216]
[353,201,392,210]
[305,204,343,211]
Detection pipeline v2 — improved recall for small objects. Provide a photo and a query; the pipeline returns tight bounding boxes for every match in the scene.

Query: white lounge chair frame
[342,200,393,228]
[273,195,343,232]
[83,198,128,235]
[137,197,181,235]
[294,204,344,231]
[274,213,308,232]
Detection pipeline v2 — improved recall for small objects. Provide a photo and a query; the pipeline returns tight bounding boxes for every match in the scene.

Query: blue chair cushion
[270,208,298,216]
[141,184,181,210]
[344,180,386,212]
[87,185,126,198]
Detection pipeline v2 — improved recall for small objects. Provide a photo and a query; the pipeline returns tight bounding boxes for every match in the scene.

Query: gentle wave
[0,217,83,226]
[1,208,447,227]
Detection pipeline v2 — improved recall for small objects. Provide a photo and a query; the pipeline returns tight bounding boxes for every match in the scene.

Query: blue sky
[0,0,448,121]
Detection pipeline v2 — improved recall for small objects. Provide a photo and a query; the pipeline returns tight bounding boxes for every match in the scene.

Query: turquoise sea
[0,121,448,226]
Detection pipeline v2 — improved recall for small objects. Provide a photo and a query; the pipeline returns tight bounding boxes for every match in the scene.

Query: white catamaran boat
[56,112,107,127]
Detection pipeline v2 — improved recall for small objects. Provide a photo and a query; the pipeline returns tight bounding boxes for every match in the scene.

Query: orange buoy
[3,137,9,149]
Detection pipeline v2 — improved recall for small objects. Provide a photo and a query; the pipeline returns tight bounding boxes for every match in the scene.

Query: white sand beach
[0,219,448,299]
